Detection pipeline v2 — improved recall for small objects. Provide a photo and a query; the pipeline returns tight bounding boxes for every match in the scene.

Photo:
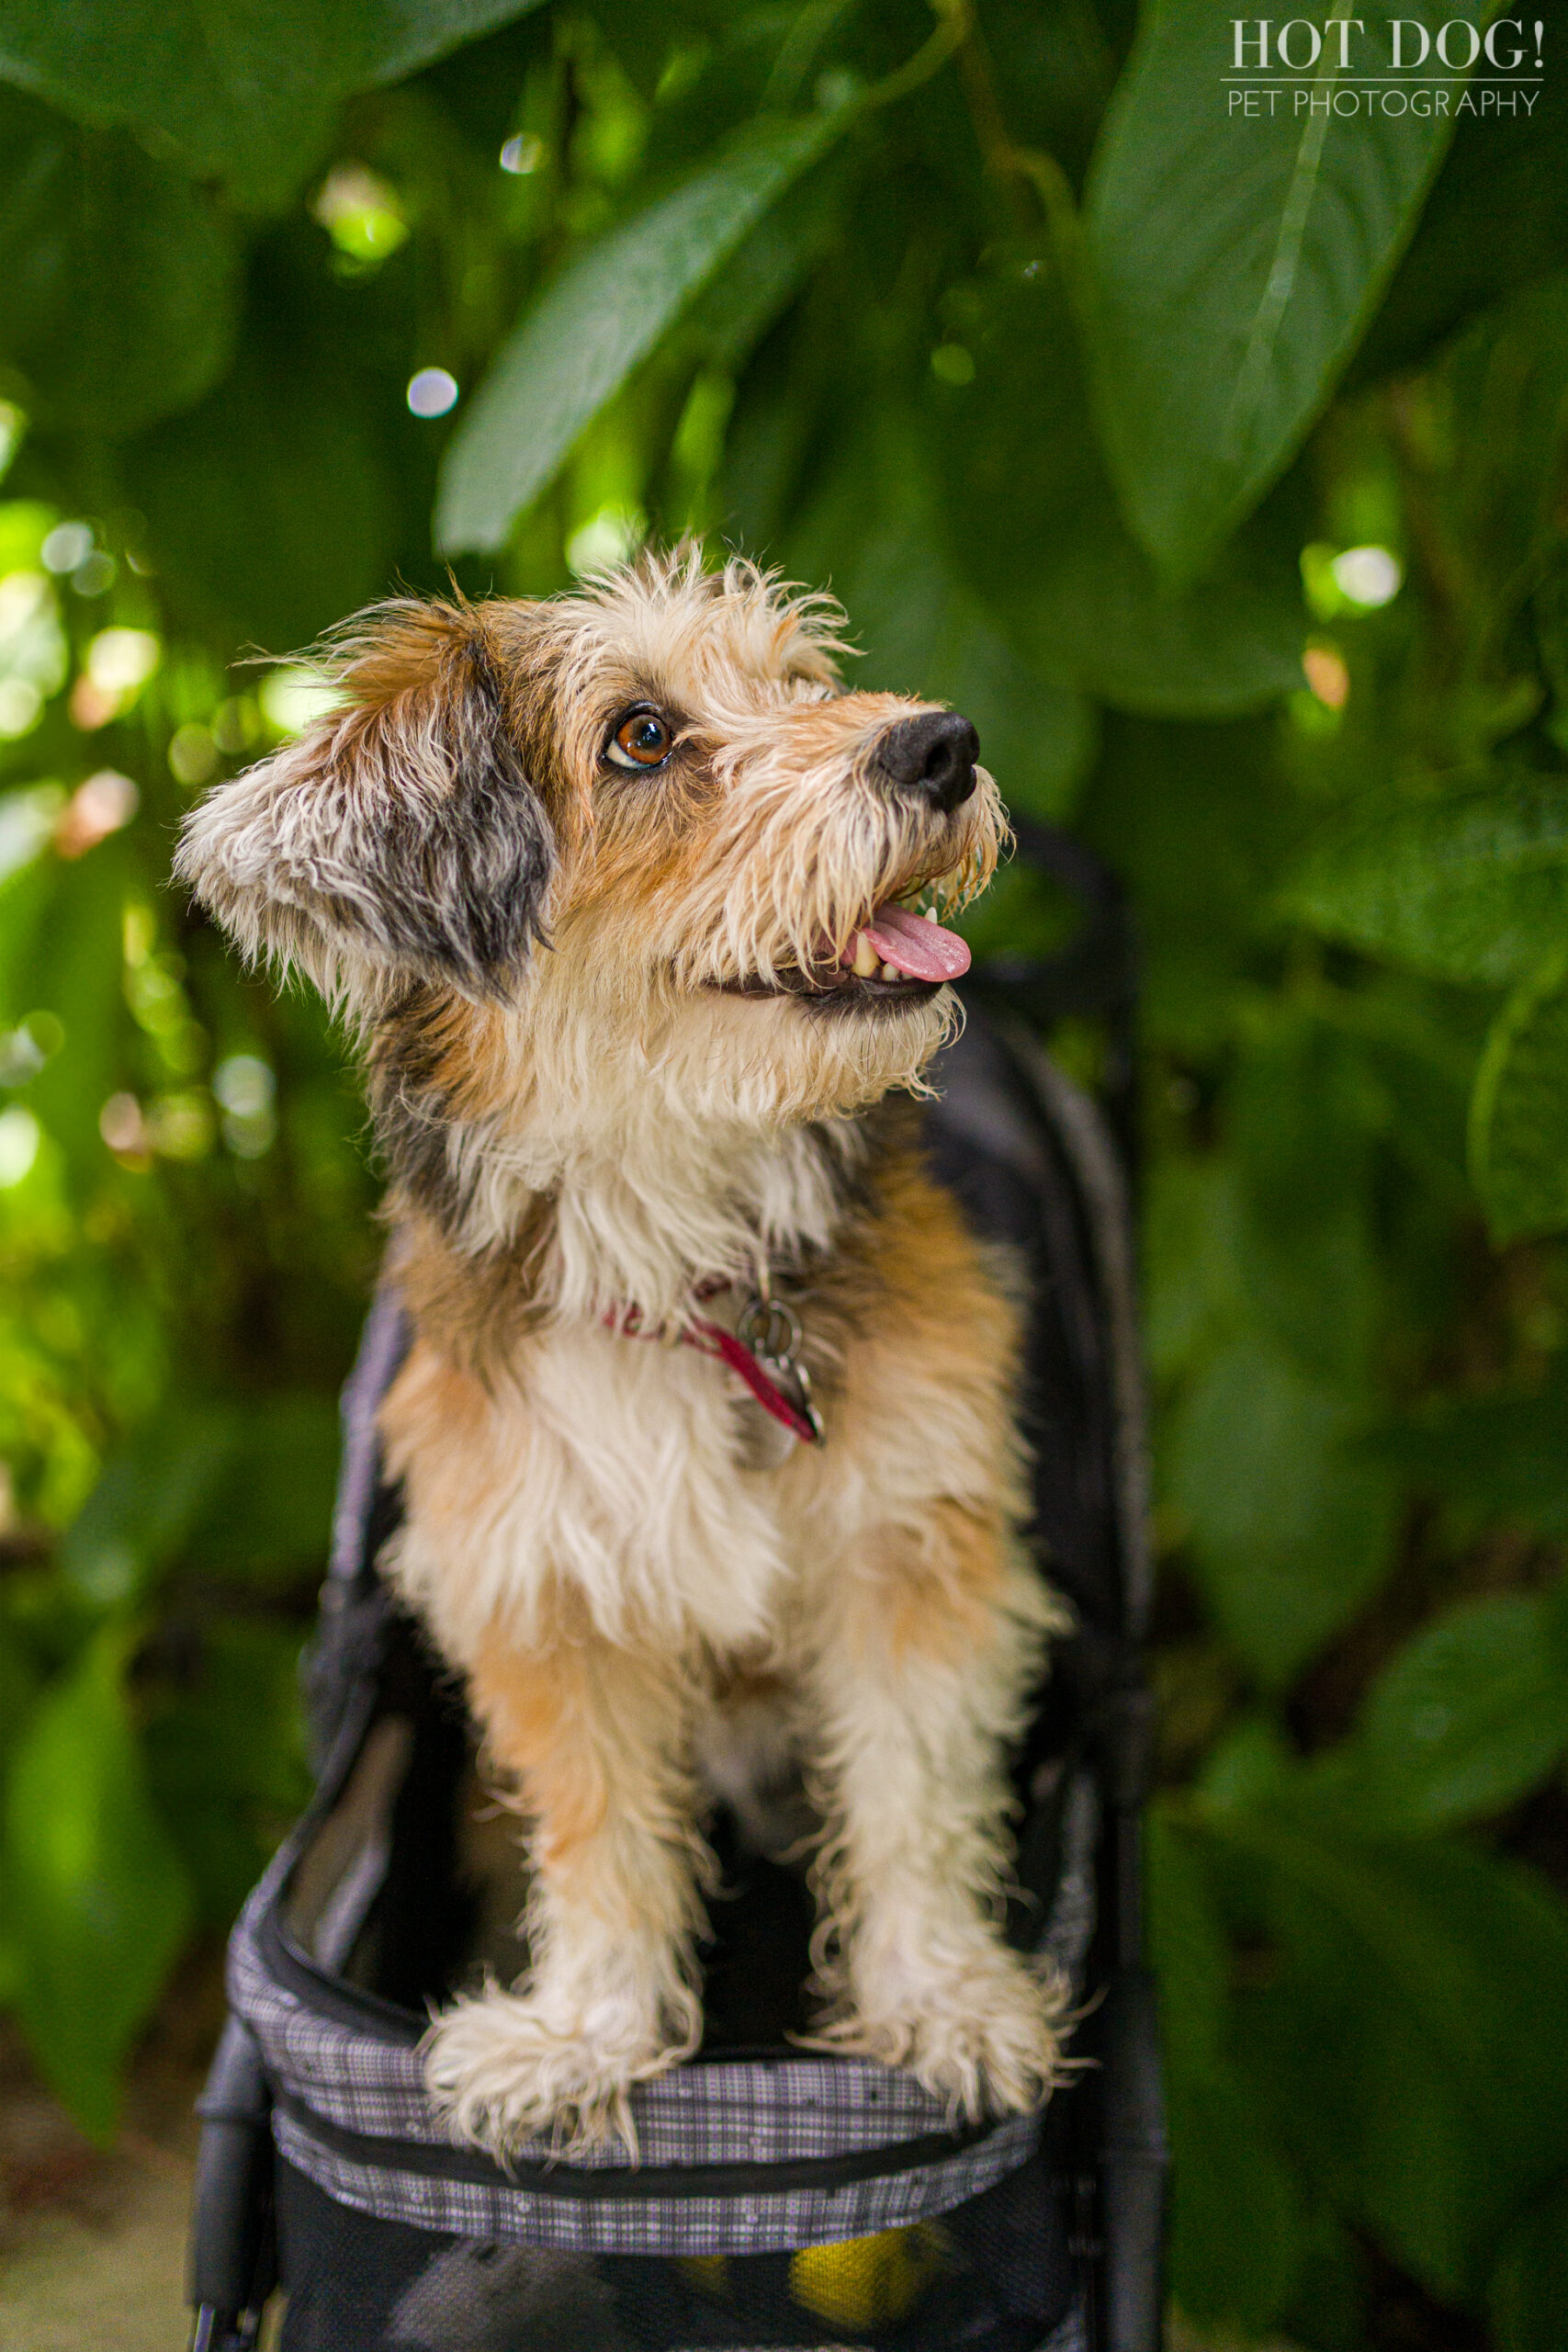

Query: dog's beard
[658,983,960,1124]
[538,777,998,1127]
[658,761,1001,1001]
[522,946,958,1137]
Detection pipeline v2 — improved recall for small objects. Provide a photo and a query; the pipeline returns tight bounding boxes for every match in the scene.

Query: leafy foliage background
[0,2,1565,2343]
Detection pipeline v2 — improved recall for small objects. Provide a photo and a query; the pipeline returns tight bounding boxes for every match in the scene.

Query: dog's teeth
[881,962,901,984]
[919,908,938,922]
[852,934,880,979]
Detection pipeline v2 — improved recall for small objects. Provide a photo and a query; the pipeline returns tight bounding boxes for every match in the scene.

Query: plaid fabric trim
[231,1891,1039,2176]
[272,2104,1041,2256]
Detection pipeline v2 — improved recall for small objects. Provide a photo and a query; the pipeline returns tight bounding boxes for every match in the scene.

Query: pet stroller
[186,817,1167,2352]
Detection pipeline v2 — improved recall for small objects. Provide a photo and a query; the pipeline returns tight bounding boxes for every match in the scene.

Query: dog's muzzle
[711,706,983,1009]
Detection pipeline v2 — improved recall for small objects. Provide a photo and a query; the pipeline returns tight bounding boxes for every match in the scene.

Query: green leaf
[1493,2187,1568,2352]
[1147,1810,1309,2332]
[0,89,239,435]
[1084,0,1466,577]
[1143,1157,1252,1385]
[0,498,57,573]
[436,108,858,555]
[0,1616,44,1786]
[1354,66,1568,384]
[682,151,848,376]
[1284,775,1568,985]
[1146,1808,1231,2074]
[1195,1714,1299,1815]
[1340,1590,1568,1830]
[1077,714,1305,1049]
[1228,1008,1382,1387]
[1538,552,1568,715]
[1021,512,1308,718]
[129,344,396,654]
[1144,1055,1383,1395]
[1220,1818,1568,2300]
[1368,1365,1568,1538]
[3,1627,194,2139]
[782,416,1097,820]
[61,1391,341,1601]
[1471,946,1568,1243]
[1168,2075,1312,2330]
[183,1393,342,1579]
[61,1406,240,1604]
[928,261,1307,718]
[1166,1336,1398,1684]
[143,1621,310,1926]
[0,0,542,207]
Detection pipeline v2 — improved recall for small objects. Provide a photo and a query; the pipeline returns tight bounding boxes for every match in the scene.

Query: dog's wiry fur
[177,550,1070,2157]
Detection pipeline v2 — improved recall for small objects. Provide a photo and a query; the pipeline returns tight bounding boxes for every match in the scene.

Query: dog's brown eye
[607,709,674,770]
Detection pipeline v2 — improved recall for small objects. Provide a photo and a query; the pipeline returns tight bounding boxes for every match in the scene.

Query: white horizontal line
[1223,75,1542,82]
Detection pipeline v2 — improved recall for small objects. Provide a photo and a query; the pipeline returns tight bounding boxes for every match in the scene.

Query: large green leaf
[129,344,396,654]
[782,417,1097,819]
[1166,1336,1397,1684]
[1077,714,1306,1049]
[1337,1589,1568,1830]
[1220,1816,1568,2300]
[436,112,852,555]
[142,1621,310,1926]
[1227,1008,1382,1387]
[61,1404,238,1605]
[61,1392,342,1602]
[1143,1156,1252,1385]
[1353,62,1568,383]
[1493,2187,1568,2352]
[1538,551,1568,717]
[1148,1810,1309,2331]
[1368,1364,1568,1538]
[682,153,850,378]
[1021,515,1308,718]
[184,1394,342,1579]
[928,262,1307,718]
[0,0,541,208]
[1144,1035,1383,1395]
[1084,0,1468,577]
[1284,775,1568,984]
[0,88,239,434]
[1471,947,1568,1242]
[3,1627,194,2139]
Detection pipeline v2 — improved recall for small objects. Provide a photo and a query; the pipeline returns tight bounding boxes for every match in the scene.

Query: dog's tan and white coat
[178,552,1068,2158]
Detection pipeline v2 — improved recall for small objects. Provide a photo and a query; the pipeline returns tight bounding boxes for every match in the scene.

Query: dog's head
[177,551,1005,1216]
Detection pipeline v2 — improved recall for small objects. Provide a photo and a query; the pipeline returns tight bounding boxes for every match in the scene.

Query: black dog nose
[873,712,979,813]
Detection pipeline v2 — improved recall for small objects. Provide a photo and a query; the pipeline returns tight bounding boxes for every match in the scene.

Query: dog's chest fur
[384,1312,807,1662]
[377,1117,1025,1677]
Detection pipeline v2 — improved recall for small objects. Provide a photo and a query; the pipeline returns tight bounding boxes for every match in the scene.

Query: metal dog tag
[733,1294,823,1469]
[732,1398,799,1473]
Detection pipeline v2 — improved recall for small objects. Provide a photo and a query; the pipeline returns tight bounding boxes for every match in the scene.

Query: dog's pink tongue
[856,904,971,981]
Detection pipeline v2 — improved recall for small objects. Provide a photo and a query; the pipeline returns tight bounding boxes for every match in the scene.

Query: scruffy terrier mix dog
[177,551,1067,2158]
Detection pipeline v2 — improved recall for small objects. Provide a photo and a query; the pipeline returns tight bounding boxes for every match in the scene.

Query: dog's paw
[812,1939,1068,2121]
[423,1986,688,2160]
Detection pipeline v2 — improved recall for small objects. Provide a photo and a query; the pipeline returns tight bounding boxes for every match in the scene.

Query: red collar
[605,1289,822,1447]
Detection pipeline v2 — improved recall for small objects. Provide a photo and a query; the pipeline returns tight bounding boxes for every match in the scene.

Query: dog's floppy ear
[175,598,555,1011]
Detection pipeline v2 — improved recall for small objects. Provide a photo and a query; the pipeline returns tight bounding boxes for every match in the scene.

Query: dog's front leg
[424,1620,709,2158]
[803,1506,1068,2120]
